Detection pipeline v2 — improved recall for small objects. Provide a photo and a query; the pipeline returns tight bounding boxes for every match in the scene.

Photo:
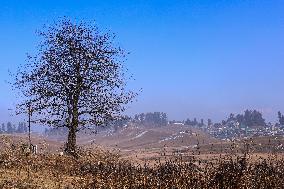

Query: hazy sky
[0,0,284,123]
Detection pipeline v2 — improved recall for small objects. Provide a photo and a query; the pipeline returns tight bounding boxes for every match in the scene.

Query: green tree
[241,110,266,127]
[1,123,5,133]
[207,119,212,127]
[200,119,204,126]
[134,112,168,126]
[278,111,284,125]
[6,122,13,134]
[193,118,198,126]
[17,122,26,133]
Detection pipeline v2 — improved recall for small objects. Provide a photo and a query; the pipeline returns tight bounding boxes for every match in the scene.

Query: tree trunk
[65,104,79,156]
[66,126,77,156]
[66,65,81,157]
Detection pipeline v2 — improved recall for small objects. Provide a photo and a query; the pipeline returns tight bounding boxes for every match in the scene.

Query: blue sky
[0,0,284,123]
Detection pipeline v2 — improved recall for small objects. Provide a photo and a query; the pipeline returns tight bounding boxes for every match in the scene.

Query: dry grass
[1,135,284,188]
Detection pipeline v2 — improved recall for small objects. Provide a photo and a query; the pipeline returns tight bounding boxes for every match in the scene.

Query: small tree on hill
[14,18,136,155]
[207,119,212,127]
[1,123,5,133]
[278,111,284,125]
[6,122,13,134]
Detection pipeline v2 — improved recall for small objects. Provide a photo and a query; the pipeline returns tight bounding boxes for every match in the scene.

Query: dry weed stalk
[0,139,284,188]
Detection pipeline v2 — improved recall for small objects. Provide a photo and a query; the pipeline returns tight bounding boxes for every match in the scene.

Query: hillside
[78,124,218,148]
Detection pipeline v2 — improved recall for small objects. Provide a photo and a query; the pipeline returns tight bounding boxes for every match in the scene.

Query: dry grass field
[1,129,284,188]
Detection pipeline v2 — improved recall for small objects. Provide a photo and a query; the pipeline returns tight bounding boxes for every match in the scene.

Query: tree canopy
[226,110,266,127]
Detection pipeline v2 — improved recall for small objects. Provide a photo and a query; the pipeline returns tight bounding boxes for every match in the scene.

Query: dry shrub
[0,139,284,188]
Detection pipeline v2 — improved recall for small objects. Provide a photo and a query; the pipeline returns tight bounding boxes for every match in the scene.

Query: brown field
[1,126,284,188]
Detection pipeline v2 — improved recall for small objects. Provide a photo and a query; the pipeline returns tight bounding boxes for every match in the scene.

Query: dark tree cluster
[184,118,205,127]
[207,118,213,127]
[134,112,168,126]
[0,122,27,134]
[278,111,284,125]
[110,115,131,132]
[226,110,266,127]
[44,126,69,136]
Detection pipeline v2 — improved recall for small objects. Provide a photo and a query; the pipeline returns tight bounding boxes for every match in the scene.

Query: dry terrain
[1,125,284,188]
[2,125,284,164]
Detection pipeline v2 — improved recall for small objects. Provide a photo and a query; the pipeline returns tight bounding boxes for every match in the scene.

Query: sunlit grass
[1,136,284,188]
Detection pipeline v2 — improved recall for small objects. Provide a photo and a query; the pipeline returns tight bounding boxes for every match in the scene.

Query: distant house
[240,123,247,131]
[173,122,184,126]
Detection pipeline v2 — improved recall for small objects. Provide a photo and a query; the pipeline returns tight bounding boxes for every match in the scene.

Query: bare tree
[14,18,136,155]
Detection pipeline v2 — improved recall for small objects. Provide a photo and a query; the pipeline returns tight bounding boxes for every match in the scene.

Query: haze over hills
[42,121,218,150]
[78,123,218,149]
